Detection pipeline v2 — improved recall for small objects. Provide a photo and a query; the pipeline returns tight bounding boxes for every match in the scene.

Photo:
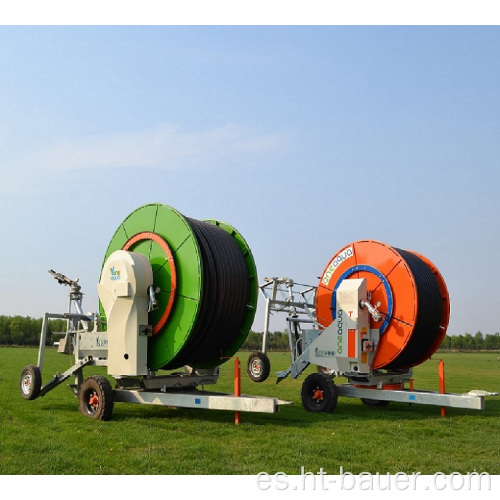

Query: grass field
[1,347,499,475]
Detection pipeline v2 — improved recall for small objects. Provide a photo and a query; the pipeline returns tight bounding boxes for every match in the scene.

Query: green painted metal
[100,204,258,371]
[100,203,202,371]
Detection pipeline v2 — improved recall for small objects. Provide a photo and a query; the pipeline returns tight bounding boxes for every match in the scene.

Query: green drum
[100,203,258,371]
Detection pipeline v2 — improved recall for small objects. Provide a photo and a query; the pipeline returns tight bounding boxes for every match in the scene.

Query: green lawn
[1,347,499,475]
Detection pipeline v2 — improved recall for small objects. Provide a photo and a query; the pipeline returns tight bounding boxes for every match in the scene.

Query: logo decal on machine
[110,266,121,281]
[322,247,354,285]
[315,347,336,357]
[96,336,108,348]
[337,308,344,354]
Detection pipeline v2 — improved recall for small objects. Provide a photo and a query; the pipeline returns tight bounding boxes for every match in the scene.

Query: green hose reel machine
[100,203,258,372]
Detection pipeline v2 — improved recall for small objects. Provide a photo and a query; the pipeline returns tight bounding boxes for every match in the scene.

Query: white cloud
[34,123,291,171]
[0,122,293,193]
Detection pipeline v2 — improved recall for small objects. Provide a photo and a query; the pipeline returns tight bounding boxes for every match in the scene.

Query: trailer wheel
[361,398,390,407]
[20,365,42,400]
[79,375,114,420]
[247,352,270,383]
[301,373,337,413]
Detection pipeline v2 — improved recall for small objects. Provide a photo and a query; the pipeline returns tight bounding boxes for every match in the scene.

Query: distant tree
[484,333,500,351]
[440,335,452,350]
[0,315,66,346]
[0,316,11,344]
[438,331,500,352]
[241,330,291,351]
[242,330,263,351]
[9,316,24,345]
[474,331,484,350]
[450,335,465,350]
[463,333,475,350]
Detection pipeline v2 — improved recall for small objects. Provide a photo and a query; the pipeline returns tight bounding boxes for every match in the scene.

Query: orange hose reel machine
[316,240,450,370]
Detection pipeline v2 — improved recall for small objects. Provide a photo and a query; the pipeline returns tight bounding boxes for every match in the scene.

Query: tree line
[1,315,499,352]
[240,330,500,352]
[0,315,66,346]
[437,331,500,351]
[242,330,291,351]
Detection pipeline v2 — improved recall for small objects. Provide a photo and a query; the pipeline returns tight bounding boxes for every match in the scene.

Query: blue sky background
[1,25,500,337]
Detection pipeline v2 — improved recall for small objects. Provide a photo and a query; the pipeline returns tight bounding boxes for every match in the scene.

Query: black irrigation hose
[386,249,443,370]
[171,218,250,367]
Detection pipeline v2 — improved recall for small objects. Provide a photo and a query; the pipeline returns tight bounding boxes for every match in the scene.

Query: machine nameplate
[322,246,354,285]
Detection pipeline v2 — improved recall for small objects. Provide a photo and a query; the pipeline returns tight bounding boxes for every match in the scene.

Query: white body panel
[98,250,152,376]
[308,279,377,375]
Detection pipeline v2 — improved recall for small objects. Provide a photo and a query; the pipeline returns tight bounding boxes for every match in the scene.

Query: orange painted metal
[439,359,446,417]
[221,356,242,425]
[314,389,324,401]
[353,383,404,391]
[122,231,177,336]
[316,240,449,370]
[348,329,356,358]
[234,357,241,425]
[380,383,404,391]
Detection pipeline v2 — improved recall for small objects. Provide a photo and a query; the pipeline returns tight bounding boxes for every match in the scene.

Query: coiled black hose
[386,248,443,369]
[170,218,250,367]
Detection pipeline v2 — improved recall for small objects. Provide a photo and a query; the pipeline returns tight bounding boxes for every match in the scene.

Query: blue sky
[1,25,500,337]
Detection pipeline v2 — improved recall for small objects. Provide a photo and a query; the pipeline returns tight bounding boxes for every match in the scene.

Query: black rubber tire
[79,375,114,420]
[247,351,271,383]
[301,373,338,413]
[361,398,390,407]
[20,364,42,400]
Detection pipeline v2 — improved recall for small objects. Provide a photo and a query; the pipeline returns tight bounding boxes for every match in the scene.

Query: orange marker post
[220,356,242,425]
[234,357,241,425]
[439,359,446,417]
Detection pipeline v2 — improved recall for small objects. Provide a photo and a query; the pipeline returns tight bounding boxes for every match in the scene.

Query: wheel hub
[21,374,32,394]
[89,392,99,410]
[313,389,324,401]
[251,359,262,375]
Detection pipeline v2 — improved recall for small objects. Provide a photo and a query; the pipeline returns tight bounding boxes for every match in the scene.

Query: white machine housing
[308,278,379,376]
[97,250,152,377]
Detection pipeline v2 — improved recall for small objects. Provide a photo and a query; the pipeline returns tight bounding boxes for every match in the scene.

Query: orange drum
[316,240,449,370]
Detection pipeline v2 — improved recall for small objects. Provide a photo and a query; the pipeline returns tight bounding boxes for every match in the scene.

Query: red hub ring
[122,231,177,335]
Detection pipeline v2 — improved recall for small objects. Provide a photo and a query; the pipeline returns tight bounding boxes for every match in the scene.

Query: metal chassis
[336,385,490,410]
[259,277,317,356]
[259,277,497,412]
[114,388,286,413]
[30,271,290,417]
